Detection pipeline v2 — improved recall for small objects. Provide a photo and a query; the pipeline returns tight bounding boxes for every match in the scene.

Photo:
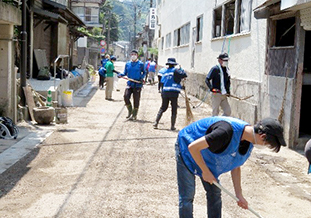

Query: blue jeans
[175,142,222,218]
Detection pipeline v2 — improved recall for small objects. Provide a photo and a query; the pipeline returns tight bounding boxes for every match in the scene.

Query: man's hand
[236,193,248,209]
[202,170,217,184]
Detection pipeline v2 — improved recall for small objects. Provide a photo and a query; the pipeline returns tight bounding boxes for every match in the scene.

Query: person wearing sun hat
[153,58,187,130]
[305,139,311,174]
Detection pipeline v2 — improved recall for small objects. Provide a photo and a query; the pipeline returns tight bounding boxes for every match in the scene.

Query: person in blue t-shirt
[118,49,146,120]
[176,116,286,218]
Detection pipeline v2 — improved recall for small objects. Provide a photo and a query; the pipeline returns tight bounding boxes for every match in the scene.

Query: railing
[53,55,69,90]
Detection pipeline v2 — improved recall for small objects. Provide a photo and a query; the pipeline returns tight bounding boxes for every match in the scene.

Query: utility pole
[20,0,27,106]
[133,4,137,49]
[107,11,111,54]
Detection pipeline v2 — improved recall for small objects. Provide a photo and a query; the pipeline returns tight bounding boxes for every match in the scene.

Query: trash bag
[37,67,51,80]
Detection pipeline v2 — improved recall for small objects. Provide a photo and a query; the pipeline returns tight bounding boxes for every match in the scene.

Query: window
[224,2,235,35]
[84,7,99,23]
[274,17,295,47]
[174,23,190,47]
[214,6,222,37]
[85,8,92,22]
[213,0,252,38]
[239,0,252,33]
[196,15,203,42]
[180,23,190,45]
[173,29,180,46]
[165,33,171,48]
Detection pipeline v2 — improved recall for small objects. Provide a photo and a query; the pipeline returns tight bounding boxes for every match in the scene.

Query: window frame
[212,0,252,39]
[196,15,203,42]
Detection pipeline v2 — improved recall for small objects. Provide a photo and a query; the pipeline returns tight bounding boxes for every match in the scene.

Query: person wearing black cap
[118,49,146,120]
[205,53,231,116]
[153,58,187,130]
[175,116,286,218]
[304,139,311,174]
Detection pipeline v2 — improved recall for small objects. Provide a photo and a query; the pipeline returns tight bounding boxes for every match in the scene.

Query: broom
[182,80,194,126]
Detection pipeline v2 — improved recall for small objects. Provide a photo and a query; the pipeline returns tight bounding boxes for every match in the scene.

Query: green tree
[100,0,119,42]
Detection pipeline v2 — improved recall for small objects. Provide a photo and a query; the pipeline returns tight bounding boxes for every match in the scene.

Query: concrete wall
[0,2,21,121]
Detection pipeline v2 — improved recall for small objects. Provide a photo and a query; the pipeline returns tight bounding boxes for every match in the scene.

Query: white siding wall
[156,0,267,82]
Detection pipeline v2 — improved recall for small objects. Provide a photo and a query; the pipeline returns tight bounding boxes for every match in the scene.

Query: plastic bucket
[55,107,67,124]
[62,90,74,107]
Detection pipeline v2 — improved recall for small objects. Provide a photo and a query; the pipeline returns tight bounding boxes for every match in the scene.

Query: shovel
[213,182,264,218]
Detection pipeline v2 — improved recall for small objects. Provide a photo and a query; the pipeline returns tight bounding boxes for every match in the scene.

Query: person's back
[105,61,114,77]
[149,61,156,72]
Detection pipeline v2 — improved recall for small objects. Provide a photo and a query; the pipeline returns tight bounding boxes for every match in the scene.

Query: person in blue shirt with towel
[118,49,146,120]
[175,116,286,218]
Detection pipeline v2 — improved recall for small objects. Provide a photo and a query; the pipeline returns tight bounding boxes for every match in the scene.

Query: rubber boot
[130,108,138,120]
[171,115,177,131]
[126,104,132,119]
[153,110,164,129]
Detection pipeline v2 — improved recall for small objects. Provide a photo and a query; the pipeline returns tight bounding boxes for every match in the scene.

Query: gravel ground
[0,61,310,218]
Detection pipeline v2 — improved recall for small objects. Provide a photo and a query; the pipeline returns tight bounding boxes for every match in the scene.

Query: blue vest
[122,60,146,88]
[161,68,182,93]
[177,116,253,179]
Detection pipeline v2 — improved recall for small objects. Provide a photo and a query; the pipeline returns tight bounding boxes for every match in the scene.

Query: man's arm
[205,68,214,91]
[231,167,248,209]
[118,63,128,77]
[188,136,217,184]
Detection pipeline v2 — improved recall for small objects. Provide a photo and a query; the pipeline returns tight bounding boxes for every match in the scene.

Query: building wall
[156,0,267,119]
[0,2,21,122]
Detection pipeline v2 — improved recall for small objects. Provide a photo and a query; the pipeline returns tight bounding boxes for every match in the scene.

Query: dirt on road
[0,61,310,218]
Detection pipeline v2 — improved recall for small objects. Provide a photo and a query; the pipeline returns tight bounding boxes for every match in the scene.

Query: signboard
[149,8,156,30]
[100,47,106,54]
[100,40,106,47]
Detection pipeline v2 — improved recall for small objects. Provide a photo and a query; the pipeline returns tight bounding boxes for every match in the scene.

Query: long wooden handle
[213,182,264,218]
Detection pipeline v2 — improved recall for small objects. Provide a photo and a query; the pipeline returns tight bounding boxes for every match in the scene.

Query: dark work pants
[160,95,178,116]
[124,87,142,108]
[99,75,105,87]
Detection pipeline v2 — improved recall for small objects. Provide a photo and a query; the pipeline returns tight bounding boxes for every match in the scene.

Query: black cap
[305,140,311,174]
[259,118,286,147]
[131,49,138,54]
[110,56,116,61]
[217,53,229,61]
[166,58,178,65]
